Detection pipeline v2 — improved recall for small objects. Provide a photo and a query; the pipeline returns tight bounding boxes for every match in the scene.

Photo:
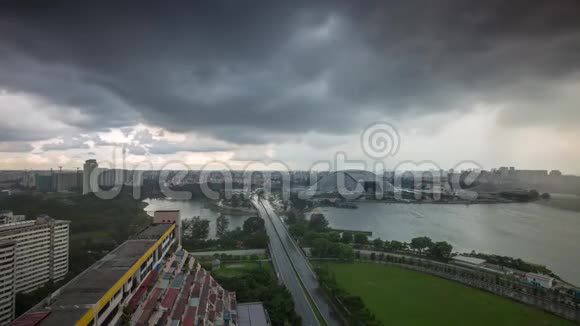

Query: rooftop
[0,217,69,232]
[17,223,172,326]
[237,303,269,326]
[452,255,486,266]
[133,223,173,239]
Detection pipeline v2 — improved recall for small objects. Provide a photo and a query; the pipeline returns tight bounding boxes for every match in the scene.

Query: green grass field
[212,261,273,278]
[318,262,572,325]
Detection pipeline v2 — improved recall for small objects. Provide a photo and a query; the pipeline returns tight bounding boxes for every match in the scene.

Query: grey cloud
[42,136,91,151]
[0,141,33,152]
[0,0,579,146]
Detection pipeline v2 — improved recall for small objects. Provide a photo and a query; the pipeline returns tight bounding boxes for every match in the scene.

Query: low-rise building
[526,272,554,289]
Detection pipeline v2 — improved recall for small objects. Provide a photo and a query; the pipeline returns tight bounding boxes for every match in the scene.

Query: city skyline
[1,1,580,173]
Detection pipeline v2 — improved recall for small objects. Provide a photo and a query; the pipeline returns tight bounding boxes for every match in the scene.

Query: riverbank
[206,200,257,215]
[306,201,580,286]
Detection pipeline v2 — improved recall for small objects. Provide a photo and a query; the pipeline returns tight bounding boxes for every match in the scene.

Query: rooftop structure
[13,222,177,326]
[237,303,270,326]
[526,272,555,289]
[451,255,486,266]
[305,170,384,198]
[0,210,25,224]
[131,251,239,326]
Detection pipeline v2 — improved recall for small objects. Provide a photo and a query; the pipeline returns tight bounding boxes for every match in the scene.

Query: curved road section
[250,197,320,326]
[253,196,342,326]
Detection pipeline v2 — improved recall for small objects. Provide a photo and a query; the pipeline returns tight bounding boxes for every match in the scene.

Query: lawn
[318,262,572,326]
[212,261,273,278]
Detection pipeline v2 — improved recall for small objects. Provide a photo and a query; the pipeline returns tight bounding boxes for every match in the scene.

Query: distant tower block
[82,159,98,195]
[153,210,181,248]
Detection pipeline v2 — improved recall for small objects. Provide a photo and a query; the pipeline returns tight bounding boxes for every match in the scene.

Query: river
[144,197,580,286]
[143,198,254,239]
[308,200,580,286]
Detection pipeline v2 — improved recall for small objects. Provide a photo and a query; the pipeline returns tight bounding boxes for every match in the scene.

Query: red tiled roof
[129,287,148,310]
[145,288,163,310]
[141,270,158,289]
[182,307,198,326]
[137,308,154,325]
[209,293,217,305]
[172,298,187,320]
[191,283,201,297]
[9,311,51,326]
[161,288,179,309]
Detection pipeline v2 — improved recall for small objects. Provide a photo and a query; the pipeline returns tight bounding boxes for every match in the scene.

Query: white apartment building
[0,241,15,326]
[0,211,25,225]
[0,216,70,294]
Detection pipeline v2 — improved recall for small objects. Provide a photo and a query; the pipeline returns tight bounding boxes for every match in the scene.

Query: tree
[190,217,210,240]
[372,238,384,251]
[341,232,353,244]
[230,195,240,207]
[120,305,133,326]
[286,210,298,224]
[244,232,269,249]
[309,213,329,232]
[328,231,341,243]
[303,231,323,246]
[410,236,433,255]
[243,216,265,233]
[311,238,332,257]
[216,214,229,238]
[354,233,369,245]
[370,252,376,261]
[288,223,308,239]
[337,244,354,262]
[290,192,309,210]
[429,241,453,260]
[388,240,405,252]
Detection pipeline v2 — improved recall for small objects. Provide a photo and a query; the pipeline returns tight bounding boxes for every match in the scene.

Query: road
[250,196,320,326]
[256,197,343,326]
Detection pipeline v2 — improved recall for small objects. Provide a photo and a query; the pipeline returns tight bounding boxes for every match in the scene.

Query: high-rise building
[0,216,70,293]
[83,159,98,195]
[0,241,15,325]
[0,211,25,225]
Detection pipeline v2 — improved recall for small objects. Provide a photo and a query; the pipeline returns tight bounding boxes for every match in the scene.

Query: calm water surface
[143,198,254,239]
[308,201,580,286]
[144,197,580,285]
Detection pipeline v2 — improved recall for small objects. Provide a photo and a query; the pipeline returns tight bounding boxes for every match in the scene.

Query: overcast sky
[0,1,579,173]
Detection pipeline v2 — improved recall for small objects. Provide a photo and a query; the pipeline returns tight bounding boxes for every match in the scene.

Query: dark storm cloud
[0,0,579,145]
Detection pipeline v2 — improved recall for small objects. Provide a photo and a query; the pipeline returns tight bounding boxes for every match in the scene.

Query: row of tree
[214,266,301,325]
[286,212,453,261]
[286,212,355,261]
[181,215,269,251]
